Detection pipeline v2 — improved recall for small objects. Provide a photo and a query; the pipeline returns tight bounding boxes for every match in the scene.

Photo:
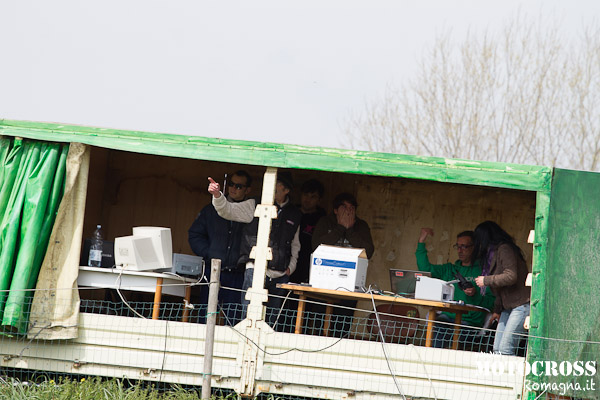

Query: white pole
[202,259,221,400]
[238,166,278,397]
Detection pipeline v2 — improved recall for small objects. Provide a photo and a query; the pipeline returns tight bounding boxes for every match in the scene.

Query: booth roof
[0,119,551,192]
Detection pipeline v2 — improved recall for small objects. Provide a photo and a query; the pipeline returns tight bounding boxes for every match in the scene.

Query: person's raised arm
[415,228,446,278]
[419,227,434,243]
[208,177,255,223]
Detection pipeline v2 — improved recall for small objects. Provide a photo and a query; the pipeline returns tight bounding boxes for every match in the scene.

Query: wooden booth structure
[0,119,598,400]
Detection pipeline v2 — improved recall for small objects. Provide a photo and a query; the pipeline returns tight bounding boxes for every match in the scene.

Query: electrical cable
[408,337,439,400]
[367,287,407,400]
[115,267,147,319]
[219,303,347,356]
[92,263,208,319]
[270,290,292,332]
[534,388,548,400]
[158,320,169,383]
[13,322,78,360]
[17,323,53,358]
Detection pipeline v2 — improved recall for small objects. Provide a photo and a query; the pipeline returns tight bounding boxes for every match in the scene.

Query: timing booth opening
[78,145,535,328]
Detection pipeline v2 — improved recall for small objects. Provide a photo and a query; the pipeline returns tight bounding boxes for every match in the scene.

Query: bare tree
[345,14,600,171]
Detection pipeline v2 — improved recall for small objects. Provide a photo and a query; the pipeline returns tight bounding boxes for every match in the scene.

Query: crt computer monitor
[114,226,173,271]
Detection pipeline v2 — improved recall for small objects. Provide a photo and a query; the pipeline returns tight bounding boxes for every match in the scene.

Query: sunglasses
[227,182,247,190]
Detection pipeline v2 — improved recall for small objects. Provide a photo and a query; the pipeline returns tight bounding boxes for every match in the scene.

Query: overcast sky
[1,1,597,149]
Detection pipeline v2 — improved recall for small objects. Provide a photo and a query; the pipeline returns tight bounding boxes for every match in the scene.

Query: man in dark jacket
[311,192,375,337]
[312,192,374,258]
[290,179,326,284]
[237,171,301,328]
[188,170,252,325]
[207,170,302,330]
[281,179,326,332]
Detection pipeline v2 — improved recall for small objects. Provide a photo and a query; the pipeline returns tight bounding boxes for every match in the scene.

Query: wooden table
[78,266,197,321]
[278,283,488,349]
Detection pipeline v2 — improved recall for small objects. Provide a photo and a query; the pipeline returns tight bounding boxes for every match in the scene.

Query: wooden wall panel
[355,177,535,293]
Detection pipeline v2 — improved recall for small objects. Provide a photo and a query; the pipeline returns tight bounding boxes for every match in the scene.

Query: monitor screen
[132,226,173,269]
[389,269,432,297]
[114,227,173,271]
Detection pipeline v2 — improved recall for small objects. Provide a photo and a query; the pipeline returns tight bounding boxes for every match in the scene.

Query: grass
[0,377,241,400]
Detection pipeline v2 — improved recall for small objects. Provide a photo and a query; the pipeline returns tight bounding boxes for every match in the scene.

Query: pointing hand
[208,177,221,198]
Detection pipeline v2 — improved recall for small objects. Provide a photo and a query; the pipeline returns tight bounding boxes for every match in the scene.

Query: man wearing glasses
[416,228,495,349]
[188,170,253,325]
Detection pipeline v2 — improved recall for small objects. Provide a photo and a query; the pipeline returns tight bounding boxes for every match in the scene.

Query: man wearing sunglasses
[188,170,253,325]
[208,170,302,330]
[416,228,495,350]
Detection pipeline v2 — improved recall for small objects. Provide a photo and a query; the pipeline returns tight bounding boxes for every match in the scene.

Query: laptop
[389,269,432,297]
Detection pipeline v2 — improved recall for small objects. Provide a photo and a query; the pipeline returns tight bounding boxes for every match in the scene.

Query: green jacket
[415,242,495,327]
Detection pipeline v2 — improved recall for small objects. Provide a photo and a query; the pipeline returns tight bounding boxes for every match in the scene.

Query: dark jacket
[188,200,245,271]
[239,201,302,271]
[290,206,326,283]
[482,243,530,313]
[311,213,375,259]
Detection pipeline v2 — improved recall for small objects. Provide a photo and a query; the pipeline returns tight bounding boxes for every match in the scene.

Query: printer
[415,276,455,302]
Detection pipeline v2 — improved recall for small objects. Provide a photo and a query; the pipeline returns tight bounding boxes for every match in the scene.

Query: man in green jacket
[416,228,495,349]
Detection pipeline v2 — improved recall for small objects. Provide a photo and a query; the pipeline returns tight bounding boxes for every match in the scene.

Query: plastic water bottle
[88,224,103,267]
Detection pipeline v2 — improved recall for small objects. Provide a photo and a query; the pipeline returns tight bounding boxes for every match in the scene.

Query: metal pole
[202,259,221,400]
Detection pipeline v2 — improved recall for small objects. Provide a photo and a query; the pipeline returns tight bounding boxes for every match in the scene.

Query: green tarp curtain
[540,168,600,395]
[0,138,69,334]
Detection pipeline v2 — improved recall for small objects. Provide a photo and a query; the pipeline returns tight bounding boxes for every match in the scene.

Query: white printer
[415,276,455,302]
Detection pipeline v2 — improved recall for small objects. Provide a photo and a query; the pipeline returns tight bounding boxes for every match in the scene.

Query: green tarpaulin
[535,168,600,395]
[0,138,68,334]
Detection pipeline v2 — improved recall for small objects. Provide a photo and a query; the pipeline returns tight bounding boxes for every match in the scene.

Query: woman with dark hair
[473,221,530,355]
